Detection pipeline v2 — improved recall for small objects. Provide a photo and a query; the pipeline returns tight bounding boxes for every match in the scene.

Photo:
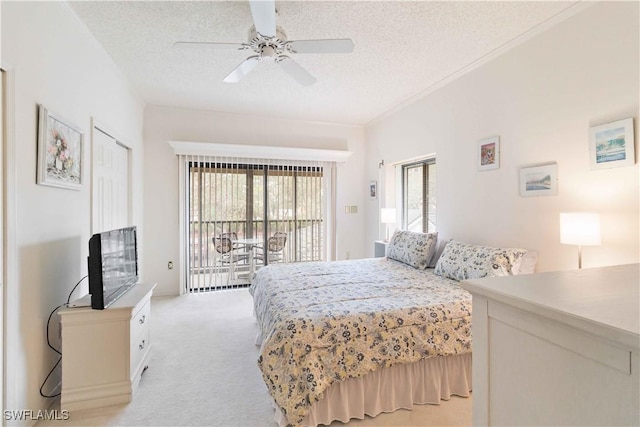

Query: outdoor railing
[188,219,324,274]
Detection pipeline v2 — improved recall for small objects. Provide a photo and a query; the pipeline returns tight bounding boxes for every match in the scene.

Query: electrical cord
[39,275,88,398]
[67,274,88,305]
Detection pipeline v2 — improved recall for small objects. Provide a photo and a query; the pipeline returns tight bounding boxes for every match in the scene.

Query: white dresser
[59,283,156,411]
[460,264,639,426]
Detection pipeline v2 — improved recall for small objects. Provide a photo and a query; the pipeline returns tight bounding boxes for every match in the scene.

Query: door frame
[1,66,5,427]
[2,64,17,424]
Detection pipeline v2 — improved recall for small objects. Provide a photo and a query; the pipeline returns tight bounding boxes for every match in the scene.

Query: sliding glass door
[187,160,324,291]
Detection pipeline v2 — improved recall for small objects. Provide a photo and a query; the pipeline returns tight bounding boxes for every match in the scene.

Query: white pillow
[386,230,438,270]
[428,239,449,268]
[434,240,528,281]
[512,250,538,275]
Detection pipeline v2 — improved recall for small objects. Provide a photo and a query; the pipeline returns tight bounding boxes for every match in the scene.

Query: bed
[249,233,535,426]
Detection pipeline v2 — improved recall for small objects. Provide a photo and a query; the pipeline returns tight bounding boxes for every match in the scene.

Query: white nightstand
[374,240,388,258]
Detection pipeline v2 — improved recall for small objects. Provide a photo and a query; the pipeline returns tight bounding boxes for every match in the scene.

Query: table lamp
[560,212,601,269]
[380,208,396,242]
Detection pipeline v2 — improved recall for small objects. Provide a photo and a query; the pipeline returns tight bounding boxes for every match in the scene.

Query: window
[402,159,436,233]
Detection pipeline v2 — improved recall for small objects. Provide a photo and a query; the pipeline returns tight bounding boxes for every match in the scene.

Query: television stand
[59,283,156,411]
[67,293,92,308]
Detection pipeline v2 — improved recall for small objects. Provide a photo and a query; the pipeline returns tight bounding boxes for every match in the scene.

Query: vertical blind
[180,154,330,293]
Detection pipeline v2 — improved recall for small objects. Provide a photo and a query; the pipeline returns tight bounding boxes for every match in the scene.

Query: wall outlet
[346,251,351,259]
[167,261,174,270]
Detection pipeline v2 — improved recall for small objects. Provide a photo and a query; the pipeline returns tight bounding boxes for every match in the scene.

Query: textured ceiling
[69,1,579,125]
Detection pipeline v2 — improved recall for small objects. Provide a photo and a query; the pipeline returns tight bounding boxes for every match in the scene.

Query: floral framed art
[519,163,558,197]
[37,104,84,190]
[589,118,635,170]
[478,136,500,171]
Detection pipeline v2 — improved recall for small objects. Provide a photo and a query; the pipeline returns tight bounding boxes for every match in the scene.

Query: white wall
[1,2,145,422]
[365,2,639,272]
[143,105,366,296]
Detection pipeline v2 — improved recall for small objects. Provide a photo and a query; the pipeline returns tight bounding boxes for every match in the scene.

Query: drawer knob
[139,315,146,324]
[139,340,146,351]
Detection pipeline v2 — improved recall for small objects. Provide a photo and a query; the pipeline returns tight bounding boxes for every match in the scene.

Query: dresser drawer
[130,322,150,376]
[130,300,151,375]
[131,300,150,335]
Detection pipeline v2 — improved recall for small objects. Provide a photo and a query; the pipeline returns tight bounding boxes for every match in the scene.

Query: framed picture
[589,118,635,170]
[478,136,500,170]
[37,105,84,190]
[520,163,558,197]
[369,181,377,199]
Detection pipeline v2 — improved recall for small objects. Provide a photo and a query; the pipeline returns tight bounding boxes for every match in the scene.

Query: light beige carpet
[39,290,471,427]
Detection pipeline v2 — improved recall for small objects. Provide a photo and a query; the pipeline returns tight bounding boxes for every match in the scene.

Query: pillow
[434,240,527,281]
[428,239,449,268]
[512,250,538,275]
[386,230,438,270]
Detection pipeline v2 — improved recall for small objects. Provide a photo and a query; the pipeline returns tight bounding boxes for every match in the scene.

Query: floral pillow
[386,230,438,270]
[434,240,527,281]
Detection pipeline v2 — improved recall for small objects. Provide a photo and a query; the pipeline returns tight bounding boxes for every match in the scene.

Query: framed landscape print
[520,163,558,197]
[589,118,635,170]
[37,105,84,190]
[369,181,377,199]
[478,136,500,171]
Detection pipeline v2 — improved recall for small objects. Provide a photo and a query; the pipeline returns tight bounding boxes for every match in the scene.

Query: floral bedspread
[249,257,472,426]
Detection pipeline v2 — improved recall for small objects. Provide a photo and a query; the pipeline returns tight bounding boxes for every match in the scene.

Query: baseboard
[61,380,131,412]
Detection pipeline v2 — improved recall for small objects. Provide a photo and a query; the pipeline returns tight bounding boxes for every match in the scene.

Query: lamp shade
[380,208,396,224]
[560,212,601,246]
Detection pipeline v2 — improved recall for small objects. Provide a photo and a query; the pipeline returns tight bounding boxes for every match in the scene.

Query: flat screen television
[88,226,139,309]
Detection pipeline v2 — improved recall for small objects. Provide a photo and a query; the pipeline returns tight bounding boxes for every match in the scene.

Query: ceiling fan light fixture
[246,26,287,55]
[260,45,277,60]
[177,0,354,86]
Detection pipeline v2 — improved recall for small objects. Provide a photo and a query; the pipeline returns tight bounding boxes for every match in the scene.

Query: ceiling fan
[174,0,354,86]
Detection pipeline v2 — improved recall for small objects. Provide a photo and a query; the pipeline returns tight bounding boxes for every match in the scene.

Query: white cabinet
[59,283,156,412]
[460,265,639,426]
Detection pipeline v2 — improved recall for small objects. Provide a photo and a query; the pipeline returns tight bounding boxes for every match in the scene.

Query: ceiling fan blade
[279,57,317,87]
[223,56,260,83]
[249,0,276,37]
[288,39,354,54]
[174,41,245,50]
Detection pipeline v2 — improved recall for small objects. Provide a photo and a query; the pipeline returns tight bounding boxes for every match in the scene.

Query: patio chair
[254,233,287,265]
[210,236,250,285]
[219,232,247,252]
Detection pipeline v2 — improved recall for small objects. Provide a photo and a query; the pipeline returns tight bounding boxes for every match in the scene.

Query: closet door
[92,125,130,233]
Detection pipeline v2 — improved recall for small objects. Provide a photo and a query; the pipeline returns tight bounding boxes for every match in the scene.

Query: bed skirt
[272,352,472,427]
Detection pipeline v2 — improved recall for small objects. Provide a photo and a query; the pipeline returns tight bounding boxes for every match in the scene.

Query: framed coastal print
[369,181,377,199]
[37,105,84,190]
[519,163,558,197]
[589,118,635,170]
[478,136,500,171]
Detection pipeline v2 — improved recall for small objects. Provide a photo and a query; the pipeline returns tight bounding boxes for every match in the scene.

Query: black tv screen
[88,226,139,309]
